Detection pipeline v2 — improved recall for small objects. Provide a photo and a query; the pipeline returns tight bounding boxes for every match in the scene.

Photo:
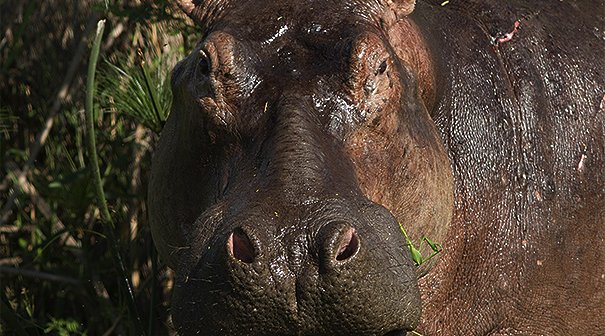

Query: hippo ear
[174,0,198,18]
[386,0,416,17]
[173,0,227,29]
[379,0,415,27]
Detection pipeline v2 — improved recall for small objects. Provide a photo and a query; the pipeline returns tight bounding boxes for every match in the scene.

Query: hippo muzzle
[171,197,421,335]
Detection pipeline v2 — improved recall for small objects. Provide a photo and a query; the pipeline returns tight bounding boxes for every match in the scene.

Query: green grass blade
[85,19,145,335]
[86,20,110,225]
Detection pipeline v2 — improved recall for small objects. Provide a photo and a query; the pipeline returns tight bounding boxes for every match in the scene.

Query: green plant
[44,317,87,336]
[98,48,173,134]
[86,19,145,335]
[399,223,443,266]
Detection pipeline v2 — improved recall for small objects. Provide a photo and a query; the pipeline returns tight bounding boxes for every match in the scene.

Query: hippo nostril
[317,222,361,268]
[227,228,255,263]
[335,227,360,261]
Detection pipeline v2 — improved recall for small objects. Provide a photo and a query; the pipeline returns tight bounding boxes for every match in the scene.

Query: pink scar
[497,20,521,45]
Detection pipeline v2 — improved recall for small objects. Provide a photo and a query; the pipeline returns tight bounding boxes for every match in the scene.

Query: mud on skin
[149,0,605,335]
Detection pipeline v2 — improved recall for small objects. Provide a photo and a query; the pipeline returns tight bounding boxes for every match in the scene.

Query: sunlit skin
[149,0,605,335]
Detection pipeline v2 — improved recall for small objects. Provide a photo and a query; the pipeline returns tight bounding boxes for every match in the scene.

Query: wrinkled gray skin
[149,0,605,335]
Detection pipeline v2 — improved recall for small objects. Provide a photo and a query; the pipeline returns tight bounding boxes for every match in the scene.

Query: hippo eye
[347,33,395,125]
[376,60,387,75]
[196,49,211,77]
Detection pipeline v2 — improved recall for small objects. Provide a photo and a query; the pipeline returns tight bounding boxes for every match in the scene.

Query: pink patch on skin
[497,21,521,45]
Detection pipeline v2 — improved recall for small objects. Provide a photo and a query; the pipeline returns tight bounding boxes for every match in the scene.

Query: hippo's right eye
[347,33,394,124]
[196,49,211,77]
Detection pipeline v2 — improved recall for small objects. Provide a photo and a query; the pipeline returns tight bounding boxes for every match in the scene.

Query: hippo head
[149,0,454,334]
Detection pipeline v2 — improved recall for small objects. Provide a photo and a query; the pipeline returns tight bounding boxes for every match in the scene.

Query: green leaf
[18,238,28,249]
[48,181,63,189]
[97,43,180,134]
[409,245,423,266]
[423,237,443,253]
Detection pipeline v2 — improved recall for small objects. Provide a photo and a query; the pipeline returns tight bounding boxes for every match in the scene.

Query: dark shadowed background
[0,1,198,334]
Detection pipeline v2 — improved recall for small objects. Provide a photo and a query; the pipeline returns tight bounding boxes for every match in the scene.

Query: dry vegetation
[0,1,197,334]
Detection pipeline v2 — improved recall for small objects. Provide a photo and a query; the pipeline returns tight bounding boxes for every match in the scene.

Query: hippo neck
[386,17,437,113]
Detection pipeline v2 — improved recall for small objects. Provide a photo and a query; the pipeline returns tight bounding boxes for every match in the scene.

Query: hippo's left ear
[386,0,416,17]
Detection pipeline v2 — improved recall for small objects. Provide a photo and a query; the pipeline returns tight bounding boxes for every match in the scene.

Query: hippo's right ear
[379,0,416,26]
[173,0,229,30]
[174,0,196,16]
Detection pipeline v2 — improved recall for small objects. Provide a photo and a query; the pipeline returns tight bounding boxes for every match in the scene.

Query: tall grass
[0,1,191,334]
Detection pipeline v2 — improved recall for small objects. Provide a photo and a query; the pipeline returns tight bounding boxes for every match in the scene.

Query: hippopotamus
[148,0,605,334]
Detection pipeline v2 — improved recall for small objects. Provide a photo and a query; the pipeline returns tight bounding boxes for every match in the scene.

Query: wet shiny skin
[149,0,605,335]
